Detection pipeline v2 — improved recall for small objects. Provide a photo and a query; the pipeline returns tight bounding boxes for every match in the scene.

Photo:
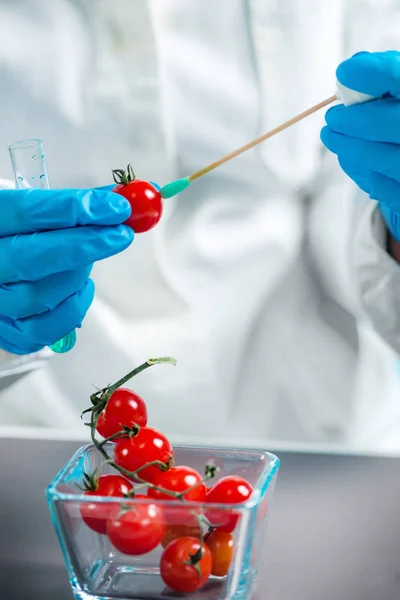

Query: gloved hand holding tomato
[0,163,163,356]
[0,186,133,355]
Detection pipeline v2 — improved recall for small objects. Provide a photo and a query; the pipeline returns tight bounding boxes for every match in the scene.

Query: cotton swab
[159,94,338,199]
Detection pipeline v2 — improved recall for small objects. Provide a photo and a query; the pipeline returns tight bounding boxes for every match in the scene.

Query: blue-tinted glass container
[47,444,279,600]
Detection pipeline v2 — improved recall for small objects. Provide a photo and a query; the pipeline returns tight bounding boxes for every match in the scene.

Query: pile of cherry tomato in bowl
[79,360,254,595]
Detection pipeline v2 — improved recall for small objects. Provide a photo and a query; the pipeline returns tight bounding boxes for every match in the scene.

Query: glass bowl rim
[47,443,280,511]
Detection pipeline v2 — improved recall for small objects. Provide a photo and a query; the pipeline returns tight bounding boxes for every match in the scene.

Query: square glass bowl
[47,444,279,600]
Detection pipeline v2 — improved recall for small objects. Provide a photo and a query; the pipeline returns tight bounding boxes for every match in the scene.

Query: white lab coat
[1,0,400,451]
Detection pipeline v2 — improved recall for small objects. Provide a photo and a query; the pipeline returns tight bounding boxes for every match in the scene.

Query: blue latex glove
[320,51,400,239]
[0,187,133,355]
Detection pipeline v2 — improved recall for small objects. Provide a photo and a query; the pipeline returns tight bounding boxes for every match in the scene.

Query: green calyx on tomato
[77,469,100,492]
[186,545,206,579]
[190,547,206,565]
[204,463,219,479]
[112,163,136,186]
[118,424,141,438]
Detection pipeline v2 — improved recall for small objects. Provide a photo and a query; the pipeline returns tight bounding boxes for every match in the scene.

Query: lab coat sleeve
[307,0,400,356]
[307,152,400,356]
[0,178,50,391]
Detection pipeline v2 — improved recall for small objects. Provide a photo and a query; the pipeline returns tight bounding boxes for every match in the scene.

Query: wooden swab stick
[188,94,337,181]
[159,94,337,198]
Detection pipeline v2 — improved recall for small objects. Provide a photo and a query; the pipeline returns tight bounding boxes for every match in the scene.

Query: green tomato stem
[84,357,214,511]
[90,357,176,405]
[97,431,126,449]
[203,526,216,542]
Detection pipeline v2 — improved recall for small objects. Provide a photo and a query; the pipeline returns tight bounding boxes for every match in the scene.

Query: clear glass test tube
[8,138,50,190]
[8,139,76,354]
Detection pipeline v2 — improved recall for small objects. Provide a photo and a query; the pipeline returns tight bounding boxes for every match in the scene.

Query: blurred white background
[1,0,400,453]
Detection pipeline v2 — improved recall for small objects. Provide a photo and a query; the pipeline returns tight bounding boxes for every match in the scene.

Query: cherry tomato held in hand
[112,164,163,234]
[107,495,165,555]
[114,426,173,483]
[80,474,133,535]
[161,523,202,549]
[205,476,253,533]
[96,388,148,439]
[160,537,212,593]
[206,530,234,577]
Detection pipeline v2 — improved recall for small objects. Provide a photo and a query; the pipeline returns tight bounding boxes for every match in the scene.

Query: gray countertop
[0,438,399,599]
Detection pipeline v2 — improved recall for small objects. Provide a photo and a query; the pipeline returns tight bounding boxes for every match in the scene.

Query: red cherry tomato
[148,466,206,526]
[96,388,147,439]
[80,474,133,534]
[114,426,173,483]
[148,466,206,502]
[205,530,234,577]
[160,537,212,593]
[161,523,202,549]
[205,476,253,533]
[113,176,163,234]
[107,495,165,555]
